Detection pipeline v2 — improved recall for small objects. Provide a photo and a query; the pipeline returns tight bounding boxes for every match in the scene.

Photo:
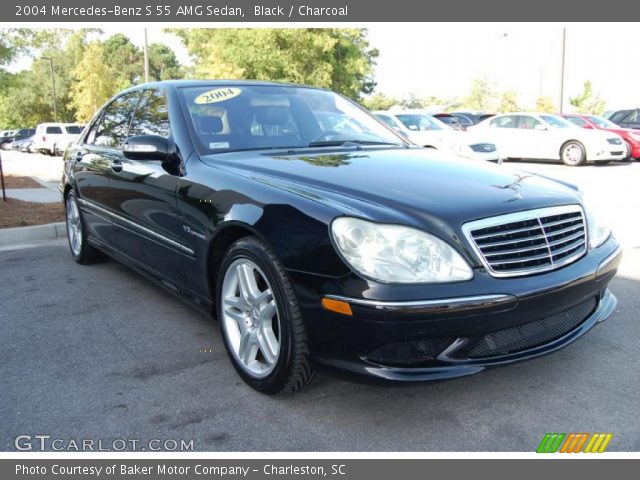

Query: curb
[0,222,66,246]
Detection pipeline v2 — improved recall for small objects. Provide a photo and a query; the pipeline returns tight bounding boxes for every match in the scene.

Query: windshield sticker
[209,142,230,149]
[195,88,242,104]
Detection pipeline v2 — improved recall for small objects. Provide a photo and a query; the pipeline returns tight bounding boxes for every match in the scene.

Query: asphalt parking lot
[1,153,639,451]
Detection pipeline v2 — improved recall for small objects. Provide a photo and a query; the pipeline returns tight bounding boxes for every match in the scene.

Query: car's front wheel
[561,141,586,166]
[217,236,313,394]
[624,141,635,162]
[65,192,104,264]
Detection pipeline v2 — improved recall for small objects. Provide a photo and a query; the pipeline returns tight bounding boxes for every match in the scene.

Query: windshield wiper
[308,139,402,148]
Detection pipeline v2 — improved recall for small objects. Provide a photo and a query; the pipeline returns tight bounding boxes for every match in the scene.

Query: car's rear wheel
[65,191,104,264]
[561,141,586,166]
[217,236,313,394]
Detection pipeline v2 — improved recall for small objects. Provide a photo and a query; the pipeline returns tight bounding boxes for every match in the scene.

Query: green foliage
[0,29,183,128]
[361,92,398,111]
[103,33,143,88]
[497,91,520,113]
[148,43,183,81]
[569,80,606,114]
[71,42,117,122]
[535,96,556,113]
[169,28,378,99]
[460,77,497,111]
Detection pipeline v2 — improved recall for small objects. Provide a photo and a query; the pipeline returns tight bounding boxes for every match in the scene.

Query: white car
[471,112,626,166]
[374,110,501,162]
[32,123,85,156]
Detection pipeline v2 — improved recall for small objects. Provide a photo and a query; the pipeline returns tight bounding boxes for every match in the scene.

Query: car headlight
[580,193,611,249]
[629,132,640,142]
[331,217,473,283]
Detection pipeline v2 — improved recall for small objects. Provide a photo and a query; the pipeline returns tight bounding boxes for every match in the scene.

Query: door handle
[110,159,123,173]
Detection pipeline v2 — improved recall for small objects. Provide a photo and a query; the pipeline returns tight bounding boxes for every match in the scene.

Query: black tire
[624,141,634,162]
[64,191,104,265]
[561,140,586,166]
[216,236,313,394]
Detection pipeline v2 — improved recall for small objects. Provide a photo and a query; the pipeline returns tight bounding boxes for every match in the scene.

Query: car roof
[118,79,328,95]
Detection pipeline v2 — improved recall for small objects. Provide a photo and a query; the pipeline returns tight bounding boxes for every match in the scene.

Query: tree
[361,92,398,111]
[460,77,497,111]
[400,93,426,109]
[497,91,520,113]
[70,42,117,122]
[102,33,143,88]
[169,28,378,99]
[569,80,606,114]
[148,43,183,81]
[535,96,556,113]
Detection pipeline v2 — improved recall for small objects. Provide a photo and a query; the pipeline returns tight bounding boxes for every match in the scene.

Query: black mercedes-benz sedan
[60,80,622,393]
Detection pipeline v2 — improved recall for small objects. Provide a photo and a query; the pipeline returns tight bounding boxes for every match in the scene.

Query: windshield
[587,115,618,129]
[180,85,404,153]
[541,115,572,129]
[395,114,445,131]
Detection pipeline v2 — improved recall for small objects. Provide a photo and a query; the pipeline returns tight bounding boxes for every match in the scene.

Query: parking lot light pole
[42,57,58,122]
[143,28,150,83]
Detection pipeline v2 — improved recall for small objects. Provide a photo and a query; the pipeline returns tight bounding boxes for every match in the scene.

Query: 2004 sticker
[195,87,242,104]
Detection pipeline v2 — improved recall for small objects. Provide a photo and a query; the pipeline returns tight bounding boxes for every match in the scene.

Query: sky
[6,24,640,111]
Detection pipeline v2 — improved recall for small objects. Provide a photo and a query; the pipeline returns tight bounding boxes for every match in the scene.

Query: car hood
[200,147,581,235]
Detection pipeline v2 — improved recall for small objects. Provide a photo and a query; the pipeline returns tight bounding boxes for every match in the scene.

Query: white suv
[33,123,85,156]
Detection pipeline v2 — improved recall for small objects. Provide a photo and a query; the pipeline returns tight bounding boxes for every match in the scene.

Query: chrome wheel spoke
[237,263,260,305]
[260,300,277,322]
[238,332,258,365]
[254,289,273,308]
[257,323,279,365]
[223,305,248,326]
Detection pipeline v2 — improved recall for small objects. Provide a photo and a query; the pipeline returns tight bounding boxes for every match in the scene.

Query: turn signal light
[321,297,353,316]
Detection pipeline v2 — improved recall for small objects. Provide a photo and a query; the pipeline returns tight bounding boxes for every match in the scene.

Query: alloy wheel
[66,195,82,256]
[221,258,281,378]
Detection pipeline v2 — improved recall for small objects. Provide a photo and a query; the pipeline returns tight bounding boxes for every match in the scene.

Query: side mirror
[123,135,169,161]
[583,124,594,129]
[534,124,548,131]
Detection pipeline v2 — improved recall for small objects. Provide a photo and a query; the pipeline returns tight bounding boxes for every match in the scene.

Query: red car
[563,113,640,161]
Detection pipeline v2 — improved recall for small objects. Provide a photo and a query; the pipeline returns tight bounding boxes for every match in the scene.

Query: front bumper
[588,144,627,161]
[289,239,622,383]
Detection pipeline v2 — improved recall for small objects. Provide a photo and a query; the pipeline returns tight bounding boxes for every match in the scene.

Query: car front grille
[366,337,456,367]
[470,143,497,153]
[467,296,597,358]
[610,151,624,156]
[462,205,587,277]
[607,138,622,145]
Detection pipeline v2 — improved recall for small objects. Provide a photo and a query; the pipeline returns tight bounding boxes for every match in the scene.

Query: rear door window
[46,126,63,134]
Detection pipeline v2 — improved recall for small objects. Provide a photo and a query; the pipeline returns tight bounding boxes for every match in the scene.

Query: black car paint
[61,80,621,383]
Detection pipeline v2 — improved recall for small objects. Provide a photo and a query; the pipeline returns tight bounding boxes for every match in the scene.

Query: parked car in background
[0,130,17,149]
[471,112,626,166]
[11,135,35,152]
[32,123,85,156]
[608,109,640,130]
[61,80,620,394]
[375,110,500,162]
[563,113,639,161]
[451,112,496,127]
[433,113,464,130]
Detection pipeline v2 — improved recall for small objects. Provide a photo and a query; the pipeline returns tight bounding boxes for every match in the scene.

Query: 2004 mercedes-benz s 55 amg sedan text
[61,81,622,393]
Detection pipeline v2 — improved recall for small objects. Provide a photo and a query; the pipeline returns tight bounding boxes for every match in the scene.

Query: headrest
[254,106,290,126]
[194,115,223,134]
